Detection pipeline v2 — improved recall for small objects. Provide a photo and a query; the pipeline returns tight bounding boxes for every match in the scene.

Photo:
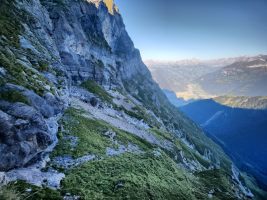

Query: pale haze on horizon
[115,0,267,61]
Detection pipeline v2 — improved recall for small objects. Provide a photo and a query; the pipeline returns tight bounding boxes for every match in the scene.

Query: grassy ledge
[81,80,113,104]
[52,108,154,159]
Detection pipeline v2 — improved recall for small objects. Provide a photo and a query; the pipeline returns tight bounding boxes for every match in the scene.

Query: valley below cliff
[181,97,267,194]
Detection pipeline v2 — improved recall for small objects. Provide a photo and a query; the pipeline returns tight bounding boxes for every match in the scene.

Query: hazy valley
[147,55,267,100]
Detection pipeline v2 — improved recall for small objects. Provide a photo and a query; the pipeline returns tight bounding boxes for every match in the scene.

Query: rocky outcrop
[0,83,64,170]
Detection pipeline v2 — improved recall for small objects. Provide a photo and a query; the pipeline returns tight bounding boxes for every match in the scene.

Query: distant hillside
[180,97,267,192]
[214,96,267,110]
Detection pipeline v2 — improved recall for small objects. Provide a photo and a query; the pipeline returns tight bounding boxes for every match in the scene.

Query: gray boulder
[0,102,54,171]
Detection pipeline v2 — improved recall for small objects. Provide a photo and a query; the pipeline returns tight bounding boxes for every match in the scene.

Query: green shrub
[0,0,22,47]
[0,90,29,104]
[5,181,62,200]
[87,33,111,52]
[0,185,21,200]
[150,127,174,141]
[0,78,6,87]
[38,61,49,72]
[81,80,113,103]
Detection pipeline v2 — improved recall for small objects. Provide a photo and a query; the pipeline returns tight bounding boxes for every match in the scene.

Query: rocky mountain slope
[181,97,267,198]
[0,0,259,199]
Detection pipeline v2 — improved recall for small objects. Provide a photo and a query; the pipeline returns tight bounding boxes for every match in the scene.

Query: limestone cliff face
[37,0,149,83]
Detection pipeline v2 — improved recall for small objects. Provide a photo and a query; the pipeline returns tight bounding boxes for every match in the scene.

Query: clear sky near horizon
[114,0,267,61]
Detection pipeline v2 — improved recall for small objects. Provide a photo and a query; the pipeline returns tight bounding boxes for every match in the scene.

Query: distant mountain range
[146,58,234,97]
[197,55,267,97]
[147,55,267,100]
[180,96,267,192]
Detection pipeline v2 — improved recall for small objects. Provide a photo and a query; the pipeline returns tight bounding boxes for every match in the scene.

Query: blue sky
[114,0,267,61]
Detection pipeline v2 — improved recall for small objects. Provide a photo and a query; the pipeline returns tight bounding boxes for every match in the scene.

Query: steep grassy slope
[6,103,240,200]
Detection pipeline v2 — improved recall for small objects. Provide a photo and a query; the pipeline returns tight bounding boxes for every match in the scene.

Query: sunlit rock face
[87,0,115,14]
[104,0,114,14]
